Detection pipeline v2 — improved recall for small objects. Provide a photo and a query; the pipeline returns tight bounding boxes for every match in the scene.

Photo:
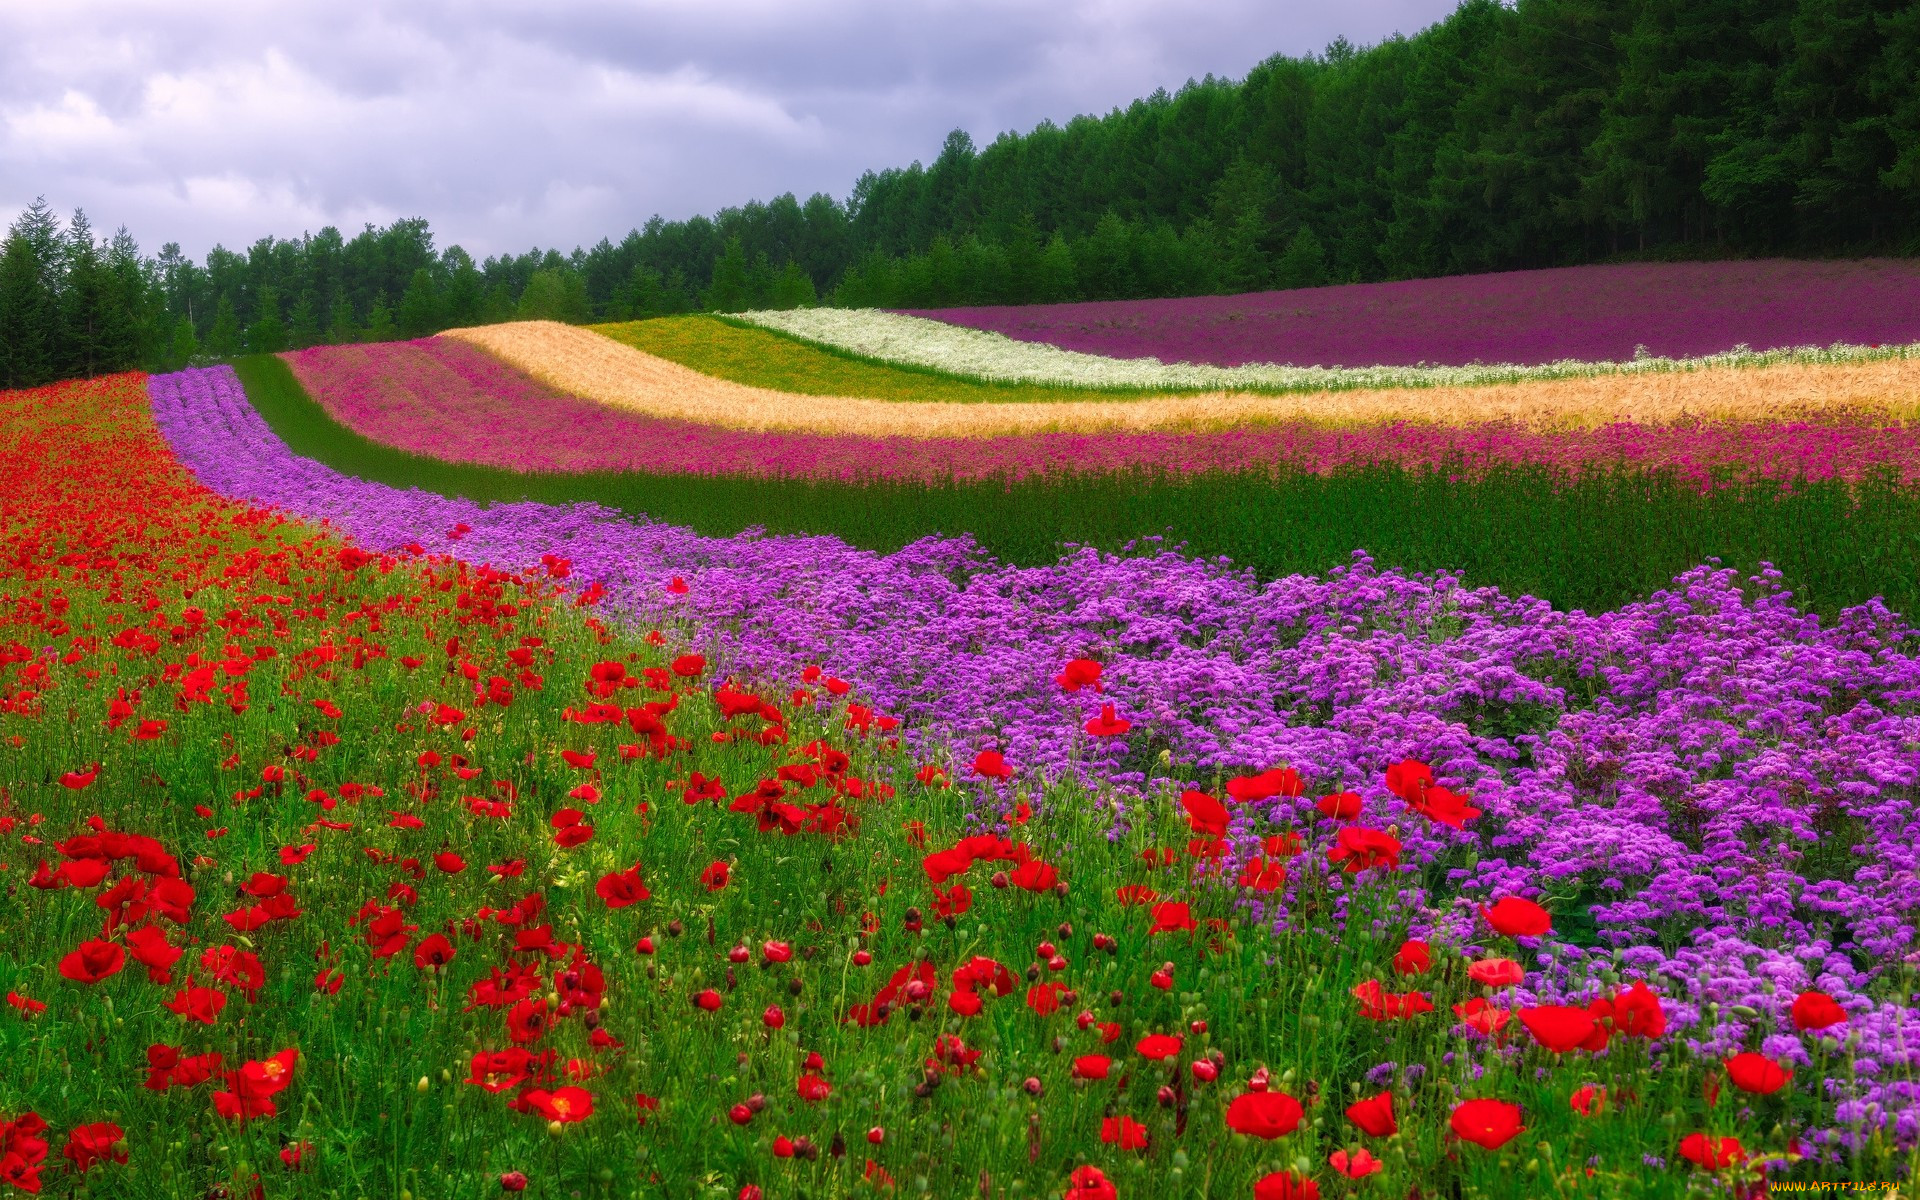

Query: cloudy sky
[2,1,1458,262]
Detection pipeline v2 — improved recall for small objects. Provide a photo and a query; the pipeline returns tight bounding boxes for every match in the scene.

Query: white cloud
[0,0,1456,260]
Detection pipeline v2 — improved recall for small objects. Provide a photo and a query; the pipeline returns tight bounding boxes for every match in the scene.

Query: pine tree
[205,296,241,358]
[1273,226,1327,290]
[288,289,321,348]
[1033,234,1077,303]
[59,211,109,378]
[164,317,200,371]
[768,260,817,310]
[326,286,357,345]
[516,270,591,323]
[246,286,288,353]
[704,238,752,311]
[397,267,444,338]
[0,230,56,387]
[363,292,397,342]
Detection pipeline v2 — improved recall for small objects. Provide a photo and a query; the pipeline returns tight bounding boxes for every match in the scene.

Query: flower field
[5,265,1920,1196]
[901,259,1920,369]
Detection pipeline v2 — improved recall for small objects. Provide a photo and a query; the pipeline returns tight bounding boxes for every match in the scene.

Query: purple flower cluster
[147,365,1920,1145]
[289,336,1920,486]
[908,259,1920,368]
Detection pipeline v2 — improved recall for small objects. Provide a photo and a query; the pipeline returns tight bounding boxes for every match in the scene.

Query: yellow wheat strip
[442,321,1920,439]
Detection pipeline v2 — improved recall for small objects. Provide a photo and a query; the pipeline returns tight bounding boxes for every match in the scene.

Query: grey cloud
[0,0,1458,261]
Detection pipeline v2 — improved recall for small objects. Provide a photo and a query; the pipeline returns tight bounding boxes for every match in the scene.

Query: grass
[594,317,1179,403]
[232,353,1920,620]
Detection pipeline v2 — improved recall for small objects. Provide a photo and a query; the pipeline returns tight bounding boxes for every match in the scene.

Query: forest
[3,0,1917,386]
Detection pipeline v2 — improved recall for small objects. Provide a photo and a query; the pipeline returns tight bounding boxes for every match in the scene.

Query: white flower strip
[736,307,1920,395]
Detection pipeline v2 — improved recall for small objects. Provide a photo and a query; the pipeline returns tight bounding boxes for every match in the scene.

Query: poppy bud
[1190,1019,1208,1035]
[726,966,738,990]
[1093,932,1115,952]
[636,937,655,955]
[990,871,1009,889]
[740,1187,764,1200]
[764,1005,785,1029]
[829,1132,846,1159]
[913,1082,932,1099]
[788,977,804,996]
[500,1172,528,1192]
[1026,963,1042,981]
[729,945,750,963]
[1060,990,1077,1005]
[583,1008,600,1029]
[1048,955,1068,972]
[1109,990,1125,1007]
[1057,922,1074,938]
[1053,882,1070,898]
[853,950,873,966]
[1077,1010,1096,1029]
[868,1126,884,1144]
[561,970,580,989]
[1157,1085,1177,1107]
[905,980,930,1003]
[1037,942,1057,958]
[1052,1036,1067,1054]
[747,1092,767,1113]
[1191,1059,1219,1083]
[1024,1077,1044,1096]
[668,920,684,937]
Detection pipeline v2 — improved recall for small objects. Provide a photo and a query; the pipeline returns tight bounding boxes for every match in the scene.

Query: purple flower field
[907,259,1920,368]
[145,363,1920,1152]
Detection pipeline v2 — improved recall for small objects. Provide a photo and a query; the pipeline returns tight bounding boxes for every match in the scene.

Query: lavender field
[907,259,1920,368]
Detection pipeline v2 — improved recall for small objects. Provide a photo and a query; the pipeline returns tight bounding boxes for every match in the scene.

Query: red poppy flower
[1238,856,1287,891]
[524,1086,593,1123]
[1450,1098,1525,1149]
[1316,792,1361,820]
[1073,1055,1112,1080]
[1225,1090,1303,1139]
[1481,896,1552,937]
[1056,658,1102,692]
[1569,1084,1606,1116]
[1351,980,1433,1021]
[1383,758,1432,801]
[671,654,706,677]
[1328,1148,1382,1179]
[595,865,650,908]
[699,861,731,891]
[58,939,125,985]
[1065,1165,1117,1200]
[1724,1052,1792,1095]
[62,1122,126,1173]
[1519,1005,1596,1053]
[507,998,551,1043]
[1345,1090,1396,1137]
[1391,940,1432,976]
[1611,980,1666,1038]
[1115,885,1159,906]
[1180,790,1230,835]
[693,989,723,1013]
[1678,1132,1746,1169]
[1326,826,1400,873]
[1099,1115,1148,1150]
[972,750,1012,780]
[797,1074,831,1102]
[1083,704,1131,737]
[1468,958,1525,988]
[1135,1034,1182,1061]
[1253,1172,1320,1200]
[413,934,456,970]
[1791,990,1847,1031]
[1148,902,1196,933]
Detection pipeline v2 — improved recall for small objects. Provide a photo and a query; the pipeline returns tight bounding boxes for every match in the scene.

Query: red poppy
[1481,896,1552,937]
[1391,940,1432,976]
[1252,1172,1320,1200]
[1569,1084,1606,1116]
[1135,1033,1182,1061]
[1237,856,1287,891]
[1351,980,1433,1021]
[1326,826,1400,873]
[1083,704,1131,737]
[1073,1055,1112,1080]
[58,939,125,985]
[1099,1115,1148,1150]
[1724,1052,1792,1095]
[1316,792,1362,820]
[595,865,650,908]
[693,989,724,1013]
[1065,1165,1117,1200]
[1345,1090,1396,1137]
[1519,1005,1597,1053]
[1383,758,1432,800]
[1449,1098,1525,1149]
[1225,1090,1303,1139]
[972,750,1012,780]
[1791,990,1847,1031]
[1148,902,1196,933]
[1611,980,1667,1037]
[1056,658,1102,692]
[523,1086,593,1123]
[699,861,731,891]
[1678,1132,1746,1169]
[62,1122,126,1173]
[1328,1148,1382,1179]
[797,1074,831,1102]
[671,654,706,677]
[1180,790,1230,835]
[413,934,456,970]
[1468,958,1524,988]
[507,998,551,1043]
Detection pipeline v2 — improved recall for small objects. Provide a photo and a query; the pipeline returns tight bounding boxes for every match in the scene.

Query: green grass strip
[593,315,1173,402]
[231,352,1920,618]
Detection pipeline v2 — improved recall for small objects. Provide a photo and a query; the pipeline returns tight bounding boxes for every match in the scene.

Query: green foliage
[205,296,241,359]
[234,353,1920,620]
[705,237,754,312]
[245,286,287,354]
[516,269,592,324]
[0,224,57,388]
[397,266,445,338]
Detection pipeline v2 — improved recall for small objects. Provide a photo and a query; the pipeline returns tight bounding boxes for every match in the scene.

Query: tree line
[4,0,1917,386]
